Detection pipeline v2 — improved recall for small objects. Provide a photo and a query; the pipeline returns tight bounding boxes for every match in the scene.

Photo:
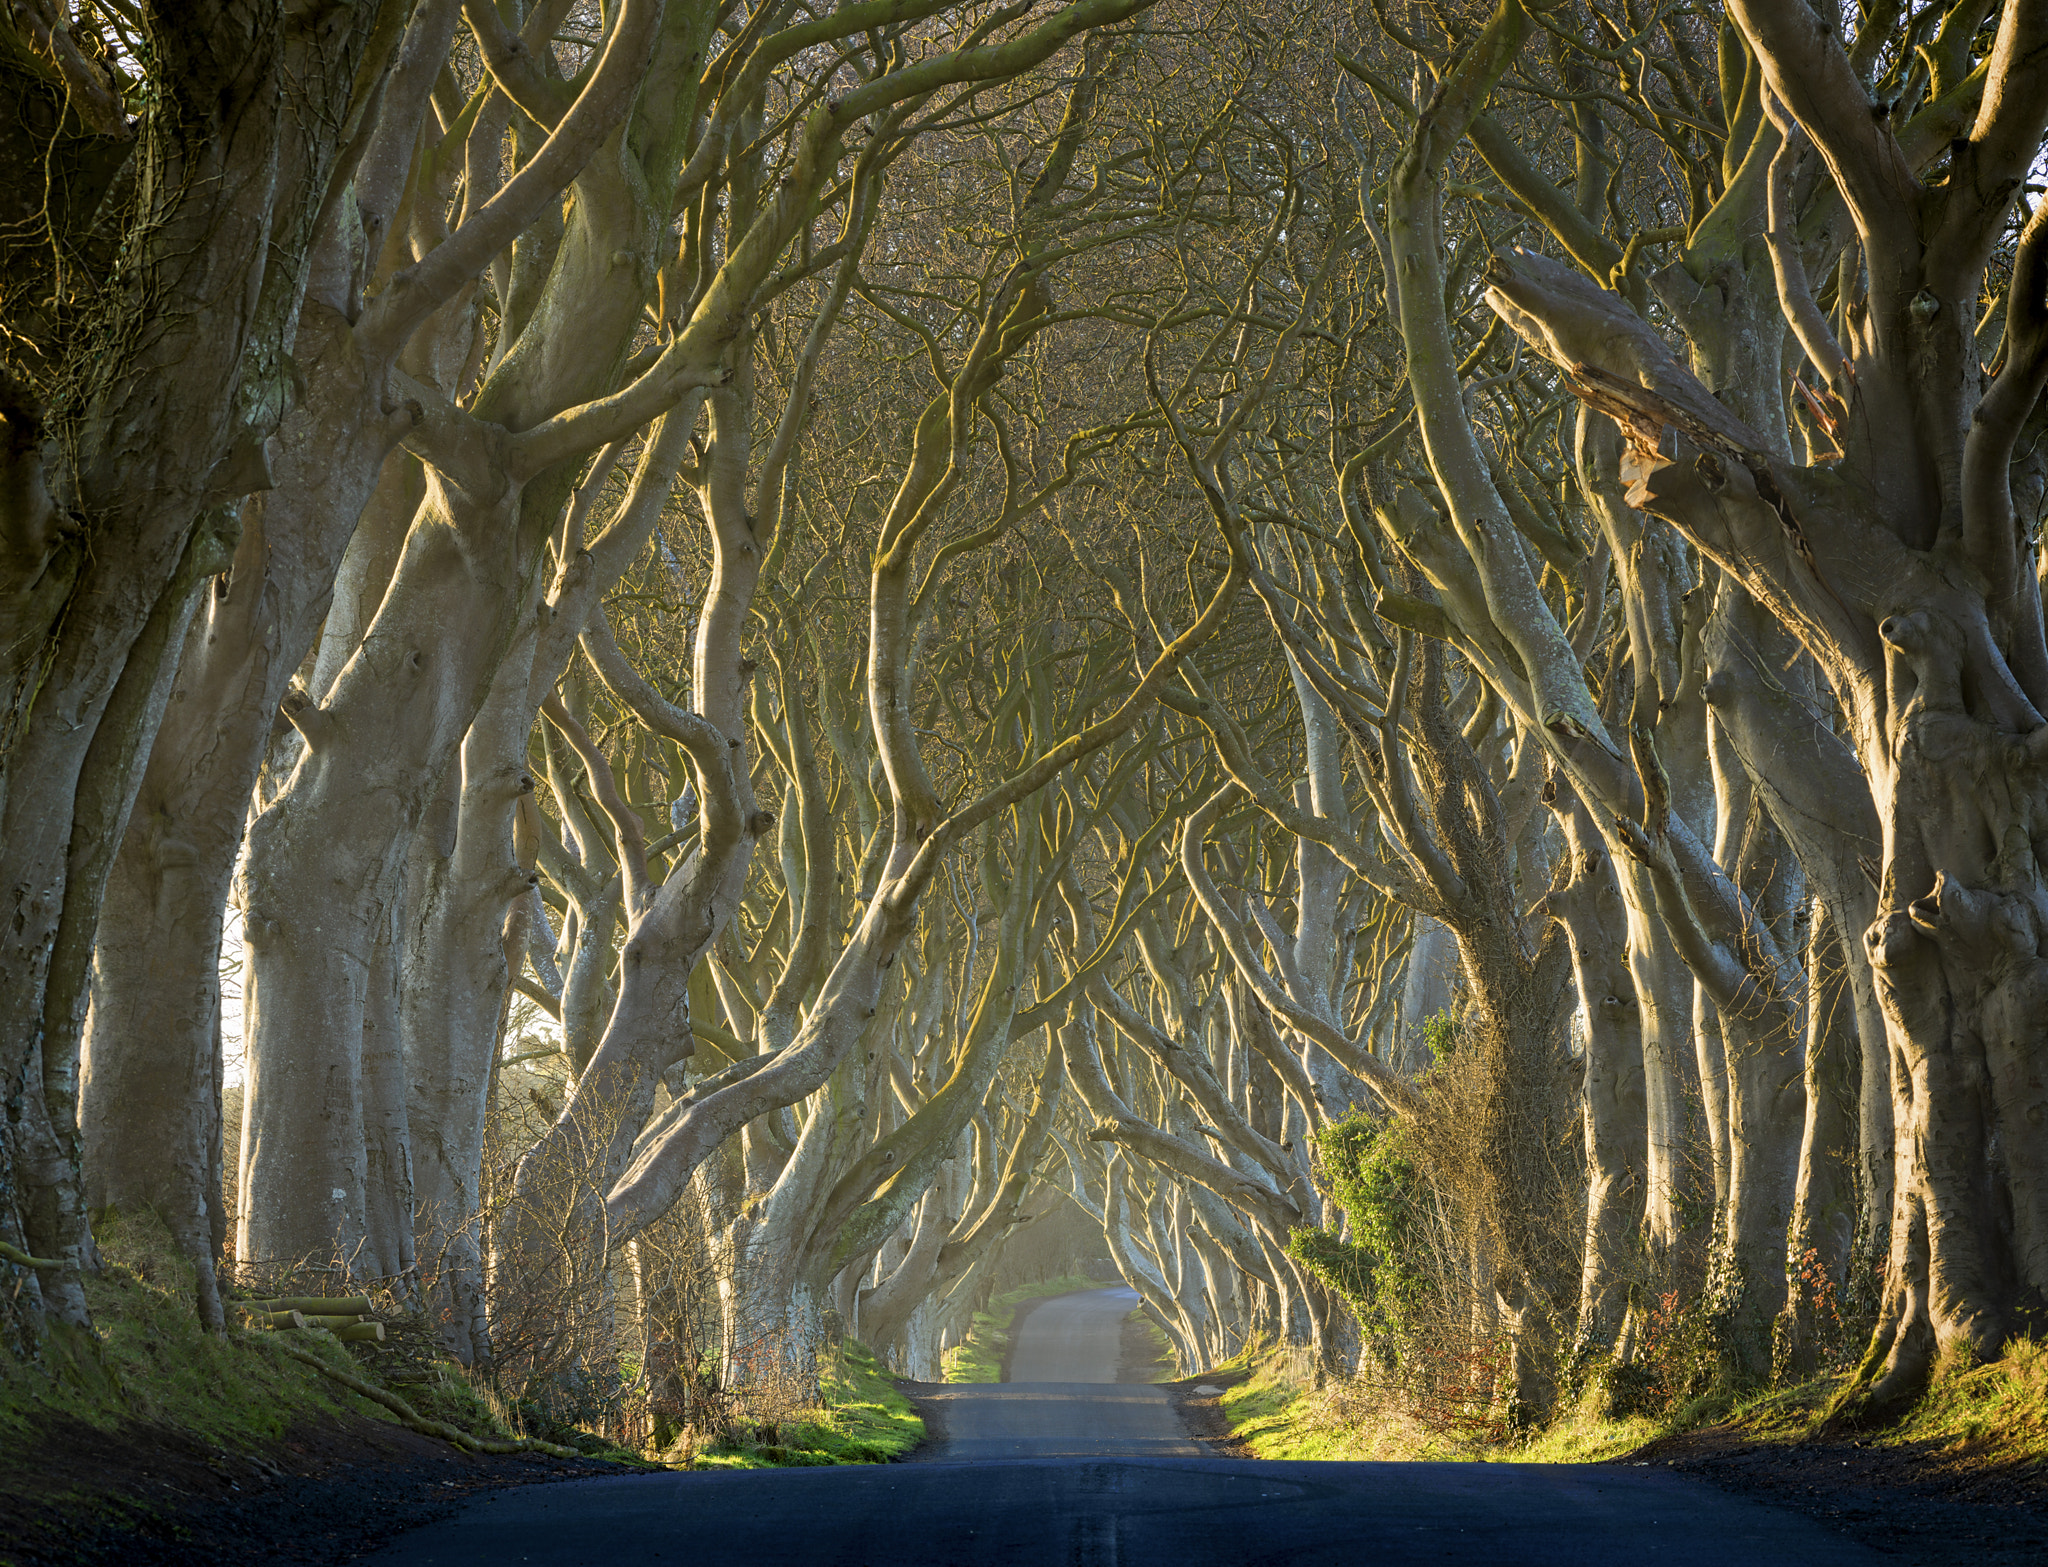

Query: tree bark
[2,0,385,1343]
[1552,789,1646,1363]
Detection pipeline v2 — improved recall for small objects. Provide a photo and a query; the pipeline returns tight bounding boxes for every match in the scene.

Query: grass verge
[1213,1344,1467,1461]
[1126,1308,1175,1383]
[686,1339,925,1469]
[941,1275,1099,1383]
[0,1212,507,1461]
[1211,1336,2048,1473]
[0,1212,566,1563]
[7,1215,927,1485]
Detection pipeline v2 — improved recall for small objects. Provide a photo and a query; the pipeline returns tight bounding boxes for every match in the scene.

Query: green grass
[1213,1336,2048,1473]
[941,1275,1099,1384]
[1511,1339,2048,1470]
[1211,1345,1465,1461]
[691,1339,925,1468]
[1211,1344,1765,1466]
[0,1210,538,1562]
[7,1213,923,1481]
[0,1211,411,1459]
[0,1210,648,1492]
[1894,1336,2048,1462]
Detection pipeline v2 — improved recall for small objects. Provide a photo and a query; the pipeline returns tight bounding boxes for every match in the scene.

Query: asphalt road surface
[907,1286,1206,1461]
[1005,1285,1136,1381]
[368,1288,1884,1566]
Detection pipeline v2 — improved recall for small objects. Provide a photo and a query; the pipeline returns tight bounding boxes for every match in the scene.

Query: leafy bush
[1286,1111,1435,1346]
[1606,1289,1717,1417]
[1422,1009,1462,1063]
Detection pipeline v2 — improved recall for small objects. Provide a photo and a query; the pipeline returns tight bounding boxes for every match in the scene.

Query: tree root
[269,1336,581,1459]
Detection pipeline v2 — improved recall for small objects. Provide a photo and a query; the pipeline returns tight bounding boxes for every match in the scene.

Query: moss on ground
[688,1340,924,1468]
[1881,1337,2048,1463]
[1514,1337,2048,1470]
[942,1275,1098,1384]
[1212,1336,2048,1473]
[0,1213,402,1463]
[0,1209,636,1501]
[5,1213,928,1490]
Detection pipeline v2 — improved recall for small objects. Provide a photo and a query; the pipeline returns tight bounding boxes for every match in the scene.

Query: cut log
[239,1295,374,1316]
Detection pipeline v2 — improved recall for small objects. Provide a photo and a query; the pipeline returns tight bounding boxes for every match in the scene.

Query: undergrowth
[941,1274,1097,1384]
[681,1340,924,1469]
[1214,1334,2048,1473]
[0,1212,425,1465]
[1215,1344,1469,1461]
[7,1211,945,1490]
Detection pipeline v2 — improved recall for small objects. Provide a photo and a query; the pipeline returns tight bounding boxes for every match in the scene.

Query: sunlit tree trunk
[1552,789,1646,1363]
[1489,0,2048,1401]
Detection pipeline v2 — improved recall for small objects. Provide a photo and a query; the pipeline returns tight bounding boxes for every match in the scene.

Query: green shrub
[1422,1009,1462,1063]
[691,1340,923,1468]
[1285,1111,1436,1346]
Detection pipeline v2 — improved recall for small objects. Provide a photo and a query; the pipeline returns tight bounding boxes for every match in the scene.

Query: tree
[1487,0,2048,1411]
[4,0,390,1346]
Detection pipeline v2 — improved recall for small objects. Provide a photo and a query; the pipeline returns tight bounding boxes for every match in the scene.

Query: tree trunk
[1,0,381,1343]
[405,622,543,1362]
[81,325,422,1316]
[1700,710,1807,1382]
[1552,791,1646,1364]
[1783,899,1862,1376]
[237,468,531,1270]
[360,901,414,1283]
[1397,917,1459,1074]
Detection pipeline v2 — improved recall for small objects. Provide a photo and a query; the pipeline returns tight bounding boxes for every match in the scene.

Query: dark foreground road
[366,1290,1884,1566]
[363,1456,1882,1566]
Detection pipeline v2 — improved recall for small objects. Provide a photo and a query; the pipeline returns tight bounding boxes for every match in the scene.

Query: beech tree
[5,0,392,1345]
[11,0,2045,1464]
[1486,0,2048,1412]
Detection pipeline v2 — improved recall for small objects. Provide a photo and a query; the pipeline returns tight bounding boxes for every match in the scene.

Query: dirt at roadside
[1163,1367,1254,1459]
[894,1378,950,1459]
[1,1411,635,1567]
[1614,1424,2048,1566]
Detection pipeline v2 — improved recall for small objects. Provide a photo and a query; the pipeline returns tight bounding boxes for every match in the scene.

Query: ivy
[1286,1110,1436,1348]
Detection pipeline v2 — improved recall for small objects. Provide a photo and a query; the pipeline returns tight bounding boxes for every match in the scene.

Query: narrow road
[1006,1285,1135,1381]
[367,1291,1886,1566]
[906,1286,1205,1461]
